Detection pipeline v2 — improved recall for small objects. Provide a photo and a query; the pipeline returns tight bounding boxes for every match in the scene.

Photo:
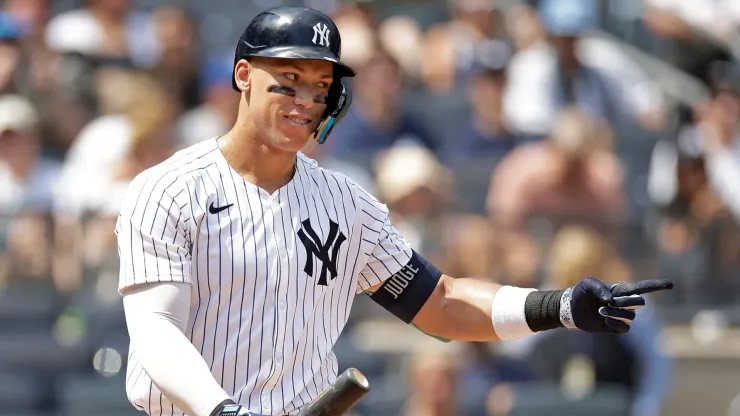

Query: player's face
[247,57,333,152]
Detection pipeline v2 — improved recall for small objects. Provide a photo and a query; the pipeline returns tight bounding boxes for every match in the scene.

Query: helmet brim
[247,45,356,78]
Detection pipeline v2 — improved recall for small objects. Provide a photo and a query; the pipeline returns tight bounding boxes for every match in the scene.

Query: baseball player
[115,6,673,416]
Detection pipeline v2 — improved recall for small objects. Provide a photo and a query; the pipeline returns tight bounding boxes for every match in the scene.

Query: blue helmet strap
[314,82,351,144]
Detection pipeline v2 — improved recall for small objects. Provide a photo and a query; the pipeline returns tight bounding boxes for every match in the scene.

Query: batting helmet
[232,7,355,144]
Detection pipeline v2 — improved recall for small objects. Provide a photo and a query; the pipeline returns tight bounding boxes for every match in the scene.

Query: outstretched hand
[562,277,674,334]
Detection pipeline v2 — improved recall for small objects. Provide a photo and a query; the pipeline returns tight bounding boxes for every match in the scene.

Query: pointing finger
[611,280,674,297]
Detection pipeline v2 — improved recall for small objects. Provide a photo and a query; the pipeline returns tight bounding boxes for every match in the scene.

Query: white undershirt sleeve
[123,282,232,416]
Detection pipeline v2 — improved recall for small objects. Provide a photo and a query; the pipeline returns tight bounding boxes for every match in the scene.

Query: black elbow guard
[369,250,442,324]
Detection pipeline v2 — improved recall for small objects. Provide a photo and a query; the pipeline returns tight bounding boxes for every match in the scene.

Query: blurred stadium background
[2,0,740,415]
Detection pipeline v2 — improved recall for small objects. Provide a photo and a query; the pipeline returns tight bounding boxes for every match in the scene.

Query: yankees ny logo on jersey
[311,22,330,47]
[297,219,346,286]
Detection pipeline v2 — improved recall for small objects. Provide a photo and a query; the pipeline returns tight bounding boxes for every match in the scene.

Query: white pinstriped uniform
[115,138,412,416]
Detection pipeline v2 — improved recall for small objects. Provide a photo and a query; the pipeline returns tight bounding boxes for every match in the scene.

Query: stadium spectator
[2,7,93,156]
[0,94,58,215]
[457,342,533,416]
[503,0,665,137]
[504,1,545,54]
[44,0,160,67]
[647,0,740,42]
[647,86,739,225]
[2,0,50,55]
[324,48,436,170]
[176,53,238,148]
[402,344,461,416]
[422,0,507,89]
[374,144,455,270]
[0,13,23,95]
[644,0,738,84]
[0,95,60,282]
[54,70,176,218]
[330,3,377,71]
[377,16,424,82]
[51,71,176,293]
[412,0,508,140]
[148,5,200,109]
[440,39,521,164]
[647,63,740,302]
[487,107,626,236]
[698,66,740,222]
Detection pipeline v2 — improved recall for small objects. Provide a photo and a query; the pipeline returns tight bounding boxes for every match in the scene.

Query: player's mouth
[284,115,312,127]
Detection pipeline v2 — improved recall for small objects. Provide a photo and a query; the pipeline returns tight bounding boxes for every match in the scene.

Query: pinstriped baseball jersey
[115,138,412,416]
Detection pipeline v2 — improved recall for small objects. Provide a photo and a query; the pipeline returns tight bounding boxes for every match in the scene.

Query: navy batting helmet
[232,7,355,144]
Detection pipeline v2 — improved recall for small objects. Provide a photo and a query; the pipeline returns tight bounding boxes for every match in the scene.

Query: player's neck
[217,127,297,195]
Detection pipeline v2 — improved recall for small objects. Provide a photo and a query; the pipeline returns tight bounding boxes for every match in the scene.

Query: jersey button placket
[265,228,288,397]
[276,236,287,259]
[275,235,288,336]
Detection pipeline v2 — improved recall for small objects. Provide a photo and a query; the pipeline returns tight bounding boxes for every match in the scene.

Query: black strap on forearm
[209,399,237,416]
[524,289,565,332]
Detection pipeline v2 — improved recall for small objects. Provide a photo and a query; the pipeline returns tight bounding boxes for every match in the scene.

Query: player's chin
[277,118,317,149]
[271,133,310,153]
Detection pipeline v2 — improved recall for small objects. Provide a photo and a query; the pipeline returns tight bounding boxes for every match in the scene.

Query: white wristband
[491,285,538,340]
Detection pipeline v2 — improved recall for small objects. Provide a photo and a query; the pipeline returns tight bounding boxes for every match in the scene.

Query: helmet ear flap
[314,81,351,145]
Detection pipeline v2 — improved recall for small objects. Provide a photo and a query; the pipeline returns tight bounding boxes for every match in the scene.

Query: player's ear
[234,58,251,92]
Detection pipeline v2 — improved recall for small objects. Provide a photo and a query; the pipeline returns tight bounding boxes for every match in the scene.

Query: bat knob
[347,368,370,391]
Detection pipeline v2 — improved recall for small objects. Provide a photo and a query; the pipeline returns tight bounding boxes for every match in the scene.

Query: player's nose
[293,87,314,110]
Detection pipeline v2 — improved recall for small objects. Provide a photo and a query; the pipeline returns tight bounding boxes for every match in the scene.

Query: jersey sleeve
[356,197,413,294]
[116,172,192,293]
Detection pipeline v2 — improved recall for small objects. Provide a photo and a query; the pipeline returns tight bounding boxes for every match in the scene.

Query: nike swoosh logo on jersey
[209,202,233,214]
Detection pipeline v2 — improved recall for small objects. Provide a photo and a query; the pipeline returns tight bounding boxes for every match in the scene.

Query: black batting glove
[560,277,673,334]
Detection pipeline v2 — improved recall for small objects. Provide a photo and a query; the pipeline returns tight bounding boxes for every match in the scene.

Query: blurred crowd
[2,0,740,415]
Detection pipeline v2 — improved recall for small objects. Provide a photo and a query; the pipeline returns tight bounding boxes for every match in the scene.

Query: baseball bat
[296,368,370,416]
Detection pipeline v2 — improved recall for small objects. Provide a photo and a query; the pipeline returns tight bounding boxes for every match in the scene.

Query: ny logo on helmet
[312,22,330,47]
